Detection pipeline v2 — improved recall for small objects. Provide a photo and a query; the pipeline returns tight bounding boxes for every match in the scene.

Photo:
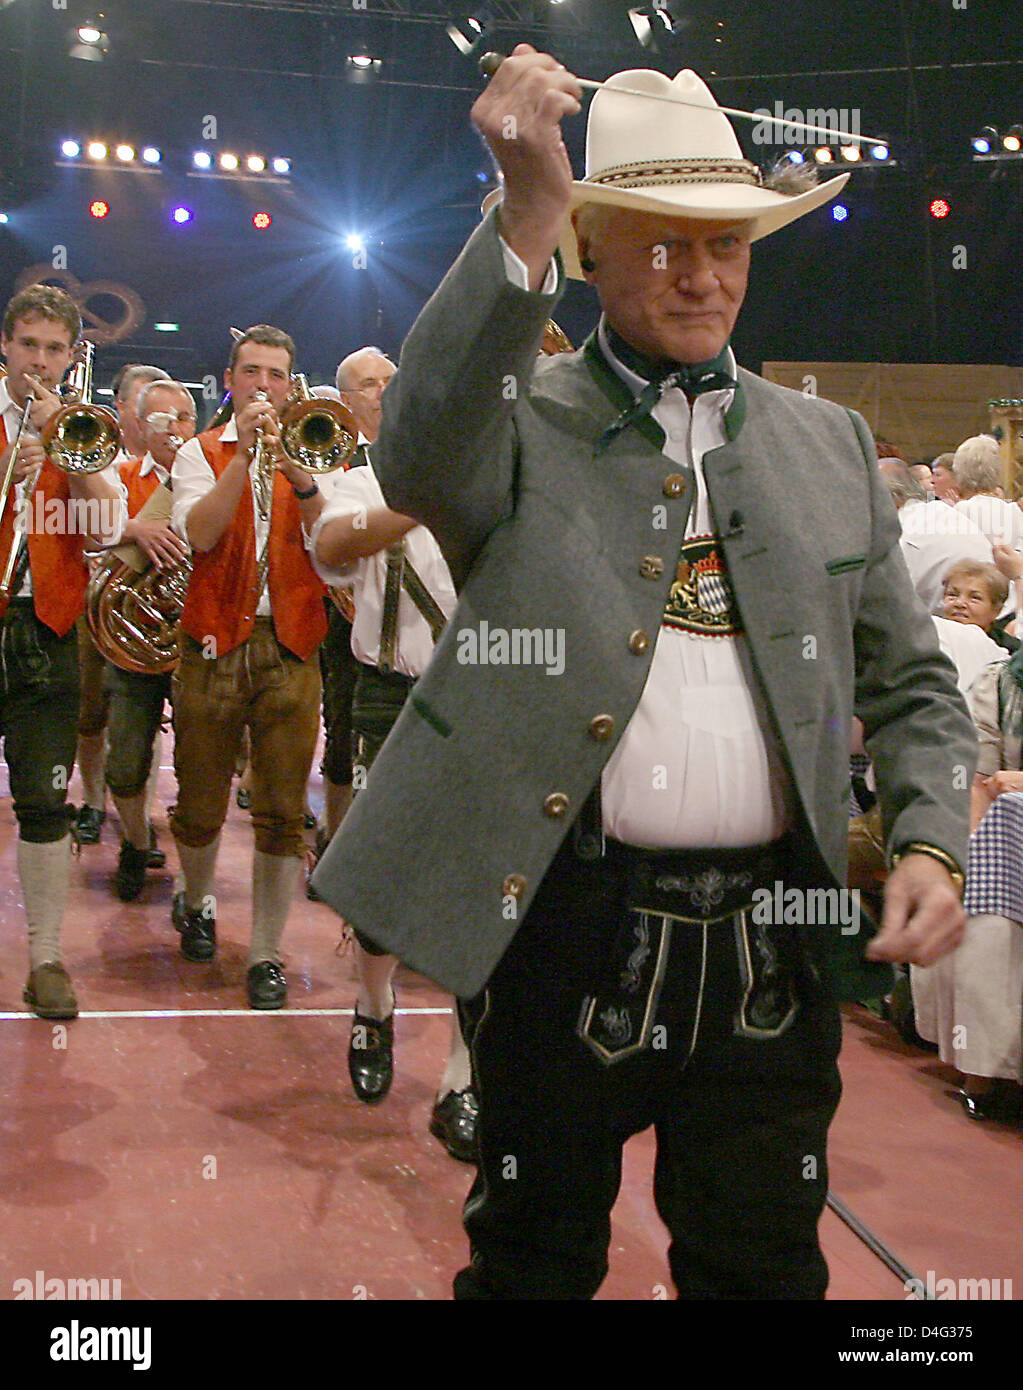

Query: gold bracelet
[891,842,965,897]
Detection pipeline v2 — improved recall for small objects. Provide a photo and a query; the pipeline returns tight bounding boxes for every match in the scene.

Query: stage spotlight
[870,144,890,161]
[1002,125,1023,153]
[246,155,266,173]
[141,146,161,164]
[348,54,374,69]
[69,21,109,61]
[90,200,109,219]
[172,206,193,224]
[929,198,950,219]
[253,212,272,229]
[446,14,489,57]
[345,233,365,254]
[839,145,861,162]
[783,151,805,165]
[971,126,998,156]
[831,204,849,222]
[87,141,108,160]
[192,151,213,170]
[814,147,834,163]
[0,213,9,225]
[220,153,239,171]
[272,157,291,175]
[61,140,81,159]
[115,144,135,162]
[154,323,179,333]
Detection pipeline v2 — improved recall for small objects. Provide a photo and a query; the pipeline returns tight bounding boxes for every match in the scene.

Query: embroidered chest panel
[664,533,743,637]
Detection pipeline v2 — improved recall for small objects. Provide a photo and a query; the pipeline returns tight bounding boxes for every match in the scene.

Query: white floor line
[0,1006,454,1021]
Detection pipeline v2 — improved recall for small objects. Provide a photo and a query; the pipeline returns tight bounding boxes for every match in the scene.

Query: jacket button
[589,714,615,741]
[502,873,527,898]
[663,474,686,497]
[628,629,649,655]
[638,555,664,580]
[543,792,570,818]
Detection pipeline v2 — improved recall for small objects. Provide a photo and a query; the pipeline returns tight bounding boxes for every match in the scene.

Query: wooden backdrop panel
[761,363,1023,463]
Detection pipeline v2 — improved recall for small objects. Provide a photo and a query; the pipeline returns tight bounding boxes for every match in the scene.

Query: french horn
[86,480,190,675]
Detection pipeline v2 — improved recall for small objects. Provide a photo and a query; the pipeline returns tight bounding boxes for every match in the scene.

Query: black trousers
[0,602,79,843]
[319,601,359,788]
[350,661,414,958]
[454,835,843,1300]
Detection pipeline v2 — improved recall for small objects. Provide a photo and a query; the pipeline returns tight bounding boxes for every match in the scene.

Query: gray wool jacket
[312,212,977,1000]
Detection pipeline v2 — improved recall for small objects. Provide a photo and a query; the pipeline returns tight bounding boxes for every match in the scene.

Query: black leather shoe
[172,891,216,962]
[429,1087,479,1163]
[75,805,106,844]
[247,960,287,1010]
[958,1084,1002,1122]
[348,1004,394,1103]
[114,839,149,902]
[146,827,166,869]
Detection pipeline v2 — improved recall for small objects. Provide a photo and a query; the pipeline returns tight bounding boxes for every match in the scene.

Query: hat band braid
[587,158,763,189]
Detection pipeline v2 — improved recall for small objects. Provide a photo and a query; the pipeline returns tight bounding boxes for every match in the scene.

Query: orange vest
[0,413,90,635]
[120,456,164,517]
[180,426,327,661]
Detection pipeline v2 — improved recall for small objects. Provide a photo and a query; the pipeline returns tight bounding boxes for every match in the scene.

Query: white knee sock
[250,850,301,965]
[19,836,72,969]
[436,1007,472,1099]
[77,731,107,810]
[174,836,220,914]
[144,729,162,821]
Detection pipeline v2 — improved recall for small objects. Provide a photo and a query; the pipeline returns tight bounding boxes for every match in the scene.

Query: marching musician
[169,324,327,1009]
[0,285,127,1020]
[74,364,170,849]
[306,348,395,896]
[103,380,195,901]
[309,350,477,1163]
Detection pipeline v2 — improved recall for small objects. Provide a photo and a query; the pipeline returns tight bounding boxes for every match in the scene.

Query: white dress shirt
[172,419,273,617]
[898,498,993,615]
[955,494,1023,551]
[931,615,1006,697]
[0,376,126,597]
[309,457,457,679]
[133,452,169,488]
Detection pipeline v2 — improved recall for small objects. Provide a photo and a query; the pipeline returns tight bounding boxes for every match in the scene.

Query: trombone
[251,374,357,594]
[0,341,121,598]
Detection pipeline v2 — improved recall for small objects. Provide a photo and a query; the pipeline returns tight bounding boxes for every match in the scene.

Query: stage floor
[0,750,1019,1302]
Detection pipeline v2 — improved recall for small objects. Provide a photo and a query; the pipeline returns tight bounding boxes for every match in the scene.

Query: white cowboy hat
[484,66,849,279]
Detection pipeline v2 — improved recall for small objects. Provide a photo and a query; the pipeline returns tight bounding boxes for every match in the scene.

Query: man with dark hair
[0,284,126,1018]
[169,325,327,1008]
[313,50,976,1298]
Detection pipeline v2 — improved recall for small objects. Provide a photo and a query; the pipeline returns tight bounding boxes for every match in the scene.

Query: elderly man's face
[576,209,751,364]
[338,350,395,442]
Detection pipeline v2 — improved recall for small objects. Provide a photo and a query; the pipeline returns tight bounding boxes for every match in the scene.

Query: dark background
[0,0,1020,410]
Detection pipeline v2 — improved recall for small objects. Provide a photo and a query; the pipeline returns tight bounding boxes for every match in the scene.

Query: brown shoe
[23,963,79,1020]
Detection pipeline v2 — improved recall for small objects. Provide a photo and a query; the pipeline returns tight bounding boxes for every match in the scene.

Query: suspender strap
[378,542,404,674]
[401,555,447,643]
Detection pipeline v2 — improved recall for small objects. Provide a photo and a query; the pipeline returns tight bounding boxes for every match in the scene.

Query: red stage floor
[0,755,1019,1302]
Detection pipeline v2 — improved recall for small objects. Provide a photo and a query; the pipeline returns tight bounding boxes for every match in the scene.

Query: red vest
[120,456,164,518]
[180,426,327,661]
[0,413,89,635]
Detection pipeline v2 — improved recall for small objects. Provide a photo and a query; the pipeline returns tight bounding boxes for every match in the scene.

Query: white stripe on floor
[0,1006,454,1021]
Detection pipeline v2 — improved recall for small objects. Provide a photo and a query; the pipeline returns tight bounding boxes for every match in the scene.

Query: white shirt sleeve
[498,235,559,296]
[306,469,380,586]
[171,435,216,542]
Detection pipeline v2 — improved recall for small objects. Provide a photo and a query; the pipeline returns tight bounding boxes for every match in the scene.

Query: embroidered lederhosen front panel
[664,533,742,637]
[732,910,800,1040]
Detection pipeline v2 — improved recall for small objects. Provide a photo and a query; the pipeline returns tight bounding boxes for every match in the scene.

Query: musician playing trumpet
[103,381,196,901]
[0,285,126,1020]
[169,324,328,1009]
